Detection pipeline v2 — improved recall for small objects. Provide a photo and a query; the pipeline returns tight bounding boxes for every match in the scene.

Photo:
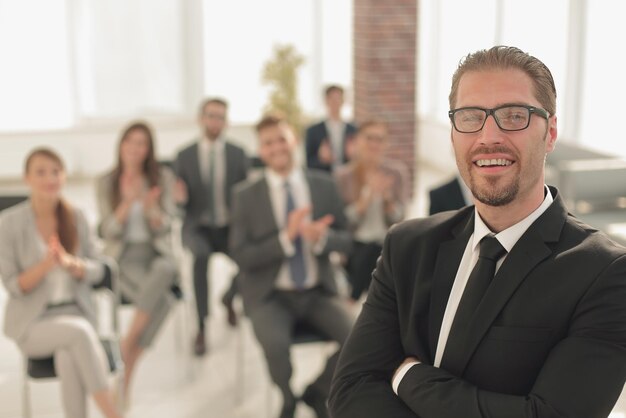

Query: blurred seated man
[230,115,353,418]
[428,175,472,215]
[305,85,357,173]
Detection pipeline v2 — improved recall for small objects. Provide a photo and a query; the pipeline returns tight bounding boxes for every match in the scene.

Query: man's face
[325,90,344,115]
[258,123,296,173]
[200,102,227,140]
[451,69,557,207]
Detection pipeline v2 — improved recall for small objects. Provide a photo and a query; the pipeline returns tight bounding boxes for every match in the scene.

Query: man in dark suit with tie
[330,46,626,418]
[428,175,472,215]
[174,98,249,356]
[305,85,357,172]
[230,115,353,418]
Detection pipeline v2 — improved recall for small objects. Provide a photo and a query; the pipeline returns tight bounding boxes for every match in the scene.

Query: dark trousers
[192,225,239,328]
[346,241,383,300]
[248,287,352,404]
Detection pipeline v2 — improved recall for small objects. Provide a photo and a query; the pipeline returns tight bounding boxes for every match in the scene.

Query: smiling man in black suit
[329,46,626,418]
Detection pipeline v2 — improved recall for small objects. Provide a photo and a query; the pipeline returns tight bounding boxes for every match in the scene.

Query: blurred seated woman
[0,148,122,418]
[96,121,178,402]
[335,120,409,302]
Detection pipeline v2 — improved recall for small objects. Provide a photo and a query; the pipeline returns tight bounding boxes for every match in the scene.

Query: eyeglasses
[448,104,549,133]
[203,112,226,121]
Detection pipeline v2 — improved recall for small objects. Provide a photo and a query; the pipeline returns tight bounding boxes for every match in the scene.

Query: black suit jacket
[429,176,468,215]
[174,140,249,249]
[330,187,626,418]
[229,170,352,313]
[305,120,357,172]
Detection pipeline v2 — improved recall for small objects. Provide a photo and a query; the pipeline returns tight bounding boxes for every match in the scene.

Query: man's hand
[300,214,334,244]
[286,207,312,241]
[174,178,188,204]
[318,140,335,164]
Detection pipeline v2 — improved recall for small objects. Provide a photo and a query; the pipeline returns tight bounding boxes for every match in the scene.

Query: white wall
[0,120,257,181]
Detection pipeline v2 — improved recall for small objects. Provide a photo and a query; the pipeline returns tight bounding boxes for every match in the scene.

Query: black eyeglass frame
[448,104,550,133]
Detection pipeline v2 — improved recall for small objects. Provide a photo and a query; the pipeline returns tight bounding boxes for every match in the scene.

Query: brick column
[353,0,417,194]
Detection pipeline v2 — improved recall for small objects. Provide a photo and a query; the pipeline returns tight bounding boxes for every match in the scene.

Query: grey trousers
[249,287,353,404]
[119,243,177,347]
[19,305,109,418]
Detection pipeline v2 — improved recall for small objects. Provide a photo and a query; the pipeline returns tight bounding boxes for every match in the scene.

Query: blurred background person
[305,85,357,173]
[428,174,472,215]
[230,115,353,418]
[335,120,409,302]
[174,98,250,356]
[0,148,122,418]
[96,121,178,404]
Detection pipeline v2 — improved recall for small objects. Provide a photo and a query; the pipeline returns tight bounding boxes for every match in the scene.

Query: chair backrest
[0,195,28,213]
[293,321,332,345]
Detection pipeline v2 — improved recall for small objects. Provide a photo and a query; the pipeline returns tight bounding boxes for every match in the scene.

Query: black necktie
[440,235,507,374]
[449,235,507,335]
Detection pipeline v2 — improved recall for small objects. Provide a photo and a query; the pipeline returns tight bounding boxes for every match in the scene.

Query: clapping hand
[300,214,334,244]
[48,235,85,278]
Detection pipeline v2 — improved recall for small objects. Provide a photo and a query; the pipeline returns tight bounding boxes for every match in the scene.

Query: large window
[419,0,568,126]
[580,2,626,157]
[202,0,352,124]
[0,0,73,131]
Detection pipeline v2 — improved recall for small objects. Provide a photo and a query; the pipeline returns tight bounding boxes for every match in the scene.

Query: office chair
[234,320,334,417]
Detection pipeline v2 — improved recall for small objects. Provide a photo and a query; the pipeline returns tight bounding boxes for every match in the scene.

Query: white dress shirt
[198,136,228,226]
[124,201,151,243]
[393,186,554,394]
[325,119,346,167]
[266,168,324,290]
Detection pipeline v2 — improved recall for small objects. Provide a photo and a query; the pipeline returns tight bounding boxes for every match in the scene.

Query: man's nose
[477,115,504,145]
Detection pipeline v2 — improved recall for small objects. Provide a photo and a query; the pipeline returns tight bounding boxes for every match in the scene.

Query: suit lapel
[188,143,204,188]
[427,212,474,362]
[306,173,323,219]
[255,177,280,234]
[441,189,567,376]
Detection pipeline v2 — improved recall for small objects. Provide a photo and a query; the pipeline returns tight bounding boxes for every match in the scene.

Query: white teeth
[476,159,512,167]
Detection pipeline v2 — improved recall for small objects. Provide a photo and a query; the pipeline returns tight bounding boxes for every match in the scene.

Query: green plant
[261,44,305,134]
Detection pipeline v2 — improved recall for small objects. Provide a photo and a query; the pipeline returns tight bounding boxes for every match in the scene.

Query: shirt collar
[198,136,225,151]
[472,185,554,252]
[265,167,305,190]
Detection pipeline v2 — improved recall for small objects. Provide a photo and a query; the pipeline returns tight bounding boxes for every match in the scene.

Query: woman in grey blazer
[0,148,122,418]
[334,120,410,301]
[96,121,178,403]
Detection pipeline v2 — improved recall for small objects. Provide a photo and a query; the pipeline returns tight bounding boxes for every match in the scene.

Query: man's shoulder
[388,207,474,243]
[224,139,246,153]
[176,141,198,158]
[233,174,265,198]
[562,213,626,261]
[306,120,325,134]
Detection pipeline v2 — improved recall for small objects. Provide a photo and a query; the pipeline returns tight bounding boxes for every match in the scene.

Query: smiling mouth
[475,158,513,167]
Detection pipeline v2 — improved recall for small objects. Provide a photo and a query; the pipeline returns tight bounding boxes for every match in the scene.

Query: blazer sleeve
[75,208,105,284]
[0,211,25,297]
[317,179,352,256]
[229,185,289,272]
[95,174,124,240]
[306,125,331,171]
[329,226,417,418]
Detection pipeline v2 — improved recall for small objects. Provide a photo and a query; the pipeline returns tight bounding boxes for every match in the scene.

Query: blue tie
[285,181,307,289]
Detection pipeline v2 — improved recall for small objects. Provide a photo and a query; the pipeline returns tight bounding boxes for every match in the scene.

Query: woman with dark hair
[96,121,177,404]
[0,148,122,418]
[335,120,410,302]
